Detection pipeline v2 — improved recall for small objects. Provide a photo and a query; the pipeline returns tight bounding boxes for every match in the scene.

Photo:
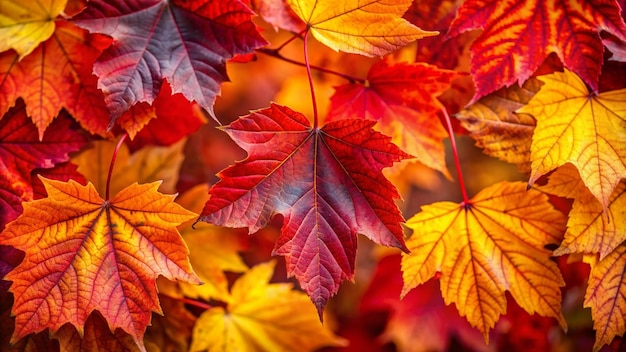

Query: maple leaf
[0,101,86,230]
[448,0,626,99]
[456,78,542,173]
[541,164,626,260]
[72,0,268,121]
[0,178,201,350]
[401,182,567,340]
[0,21,112,138]
[190,261,347,351]
[287,0,438,57]
[199,103,411,313]
[328,57,458,177]
[72,138,186,196]
[0,0,67,58]
[518,69,626,208]
[584,246,626,351]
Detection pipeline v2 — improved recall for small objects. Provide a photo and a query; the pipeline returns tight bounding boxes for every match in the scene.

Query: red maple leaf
[199,104,411,313]
[72,0,268,121]
[0,101,86,230]
[448,0,626,99]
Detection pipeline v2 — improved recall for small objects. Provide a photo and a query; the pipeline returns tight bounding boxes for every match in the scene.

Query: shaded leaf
[518,69,626,208]
[0,0,66,58]
[73,0,268,120]
[402,182,566,340]
[0,178,200,350]
[328,57,458,177]
[120,81,207,149]
[0,102,86,230]
[144,296,196,352]
[0,21,112,138]
[190,261,346,352]
[199,103,410,313]
[249,0,306,33]
[448,0,626,99]
[72,138,186,196]
[584,245,626,351]
[54,312,140,352]
[287,0,437,56]
[456,78,542,173]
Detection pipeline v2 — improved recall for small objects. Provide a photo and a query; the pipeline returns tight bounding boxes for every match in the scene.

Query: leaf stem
[274,29,306,52]
[105,133,128,201]
[441,107,469,204]
[256,48,364,84]
[303,30,319,127]
[160,293,214,311]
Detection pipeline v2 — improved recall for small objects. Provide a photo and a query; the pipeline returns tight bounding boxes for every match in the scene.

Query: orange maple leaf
[287,0,437,56]
[584,246,626,351]
[0,178,200,351]
[190,261,346,352]
[0,21,112,138]
[401,182,567,340]
[518,69,626,209]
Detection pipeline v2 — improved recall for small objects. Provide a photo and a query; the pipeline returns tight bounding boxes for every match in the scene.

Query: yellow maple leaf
[287,0,437,57]
[0,178,200,350]
[401,182,566,340]
[541,164,626,260]
[0,0,67,58]
[456,79,541,173]
[584,246,626,351]
[71,138,186,196]
[190,261,347,352]
[518,69,626,208]
[176,184,248,303]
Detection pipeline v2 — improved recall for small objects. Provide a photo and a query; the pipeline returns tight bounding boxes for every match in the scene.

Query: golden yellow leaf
[541,164,626,260]
[402,182,566,340]
[456,79,541,173]
[518,69,626,208]
[71,138,185,195]
[190,261,347,352]
[287,0,437,57]
[176,184,248,302]
[0,0,67,58]
[584,245,626,351]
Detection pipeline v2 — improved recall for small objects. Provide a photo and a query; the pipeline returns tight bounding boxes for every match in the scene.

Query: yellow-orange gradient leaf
[176,184,248,303]
[584,245,626,351]
[541,164,626,260]
[0,0,67,58]
[0,178,200,351]
[456,78,541,173]
[287,0,437,57]
[518,69,626,208]
[401,182,566,340]
[190,261,346,352]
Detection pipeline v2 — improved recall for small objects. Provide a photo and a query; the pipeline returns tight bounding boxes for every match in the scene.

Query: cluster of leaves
[0,0,625,351]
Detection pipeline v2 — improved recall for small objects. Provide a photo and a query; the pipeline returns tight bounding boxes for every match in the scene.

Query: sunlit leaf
[287,0,437,56]
[402,182,566,340]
